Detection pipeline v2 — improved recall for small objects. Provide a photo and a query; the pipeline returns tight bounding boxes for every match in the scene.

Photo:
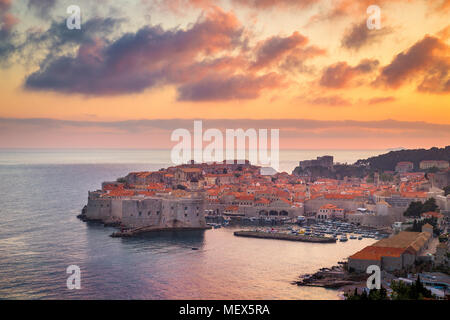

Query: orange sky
[0,0,449,149]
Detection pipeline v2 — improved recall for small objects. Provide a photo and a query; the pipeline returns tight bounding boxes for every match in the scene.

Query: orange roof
[236,194,254,201]
[106,189,135,197]
[422,211,444,219]
[320,204,338,209]
[324,193,357,200]
[256,198,270,204]
[137,191,156,196]
[180,168,202,173]
[400,192,427,198]
[349,246,409,261]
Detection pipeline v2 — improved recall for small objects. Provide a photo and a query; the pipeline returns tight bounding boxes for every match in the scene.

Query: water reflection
[120,230,206,252]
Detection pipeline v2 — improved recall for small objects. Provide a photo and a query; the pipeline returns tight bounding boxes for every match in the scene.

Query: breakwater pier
[233,230,337,243]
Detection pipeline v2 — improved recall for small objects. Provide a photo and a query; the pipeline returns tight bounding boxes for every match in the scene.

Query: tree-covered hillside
[355,146,450,171]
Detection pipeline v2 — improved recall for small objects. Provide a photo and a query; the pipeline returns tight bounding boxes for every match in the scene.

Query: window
[148,211,151,216]
[138,212,142,217]
[185,207,188,210]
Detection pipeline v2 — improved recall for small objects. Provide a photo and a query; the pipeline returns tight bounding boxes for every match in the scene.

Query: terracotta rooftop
[371,231,431,253]
[349,246,408,261]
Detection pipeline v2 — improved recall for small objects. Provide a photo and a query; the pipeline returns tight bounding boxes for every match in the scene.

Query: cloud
[376,34,450,93]
[251,31,325,71]
[232,0,319,9]
[19,17,125,61]
[23,6,304,100]
[24,7,245,96]
[0,0,18,61]
[307,95,352,106]
[320,59,379,88]
[27,0,56,18]
[341,21,392,50]
[177,72,284,101]
[366,96,395,105]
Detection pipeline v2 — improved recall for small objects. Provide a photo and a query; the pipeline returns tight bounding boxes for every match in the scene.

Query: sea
[0,149,384,300]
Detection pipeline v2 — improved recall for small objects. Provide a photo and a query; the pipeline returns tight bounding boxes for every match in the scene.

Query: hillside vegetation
[355,146,450,171]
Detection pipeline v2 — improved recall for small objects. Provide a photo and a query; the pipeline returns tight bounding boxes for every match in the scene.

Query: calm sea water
[0,149,382,300]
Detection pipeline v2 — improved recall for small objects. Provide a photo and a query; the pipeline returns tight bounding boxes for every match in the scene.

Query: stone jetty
[233,230,337,243]
[111,225,212,238]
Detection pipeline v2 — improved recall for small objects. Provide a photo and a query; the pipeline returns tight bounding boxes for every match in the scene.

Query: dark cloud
[21,17,124,56]
[177,73,284,101]
[25,8,245,96]
[320,59,379,88]
[251,31,324,71]
[376,34,450,93]
[23,7,294,100]
[341,21,392,50]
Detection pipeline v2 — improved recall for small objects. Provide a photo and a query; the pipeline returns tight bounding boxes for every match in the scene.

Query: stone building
[348,231,432,272]
[85,191,206,229]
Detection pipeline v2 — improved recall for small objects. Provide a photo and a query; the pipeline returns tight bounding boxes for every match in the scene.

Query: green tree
[345,287,388,300]
[391,276,434,300]
[422,197,438,213]
[444,186,450,196]
[380,173,394,182]
[404,201,424,217]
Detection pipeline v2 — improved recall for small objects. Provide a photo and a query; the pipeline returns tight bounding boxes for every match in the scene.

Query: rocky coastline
[293,265,367,289]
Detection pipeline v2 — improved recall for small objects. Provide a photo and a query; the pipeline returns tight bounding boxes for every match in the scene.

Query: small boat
[339,235,348,242]
[358,236,363,240]
[350,235,357,240]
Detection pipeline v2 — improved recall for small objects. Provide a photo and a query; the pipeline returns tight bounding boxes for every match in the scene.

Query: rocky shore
[293,265,367,289]
[77,213,122,227]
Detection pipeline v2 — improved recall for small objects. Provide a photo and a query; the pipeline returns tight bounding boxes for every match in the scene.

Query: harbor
[229,219,390,244]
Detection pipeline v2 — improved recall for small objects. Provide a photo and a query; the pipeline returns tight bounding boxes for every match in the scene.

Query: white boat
[339,235,348,242]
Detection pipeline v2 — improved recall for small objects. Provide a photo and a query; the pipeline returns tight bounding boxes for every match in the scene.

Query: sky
[0,0,449,149]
